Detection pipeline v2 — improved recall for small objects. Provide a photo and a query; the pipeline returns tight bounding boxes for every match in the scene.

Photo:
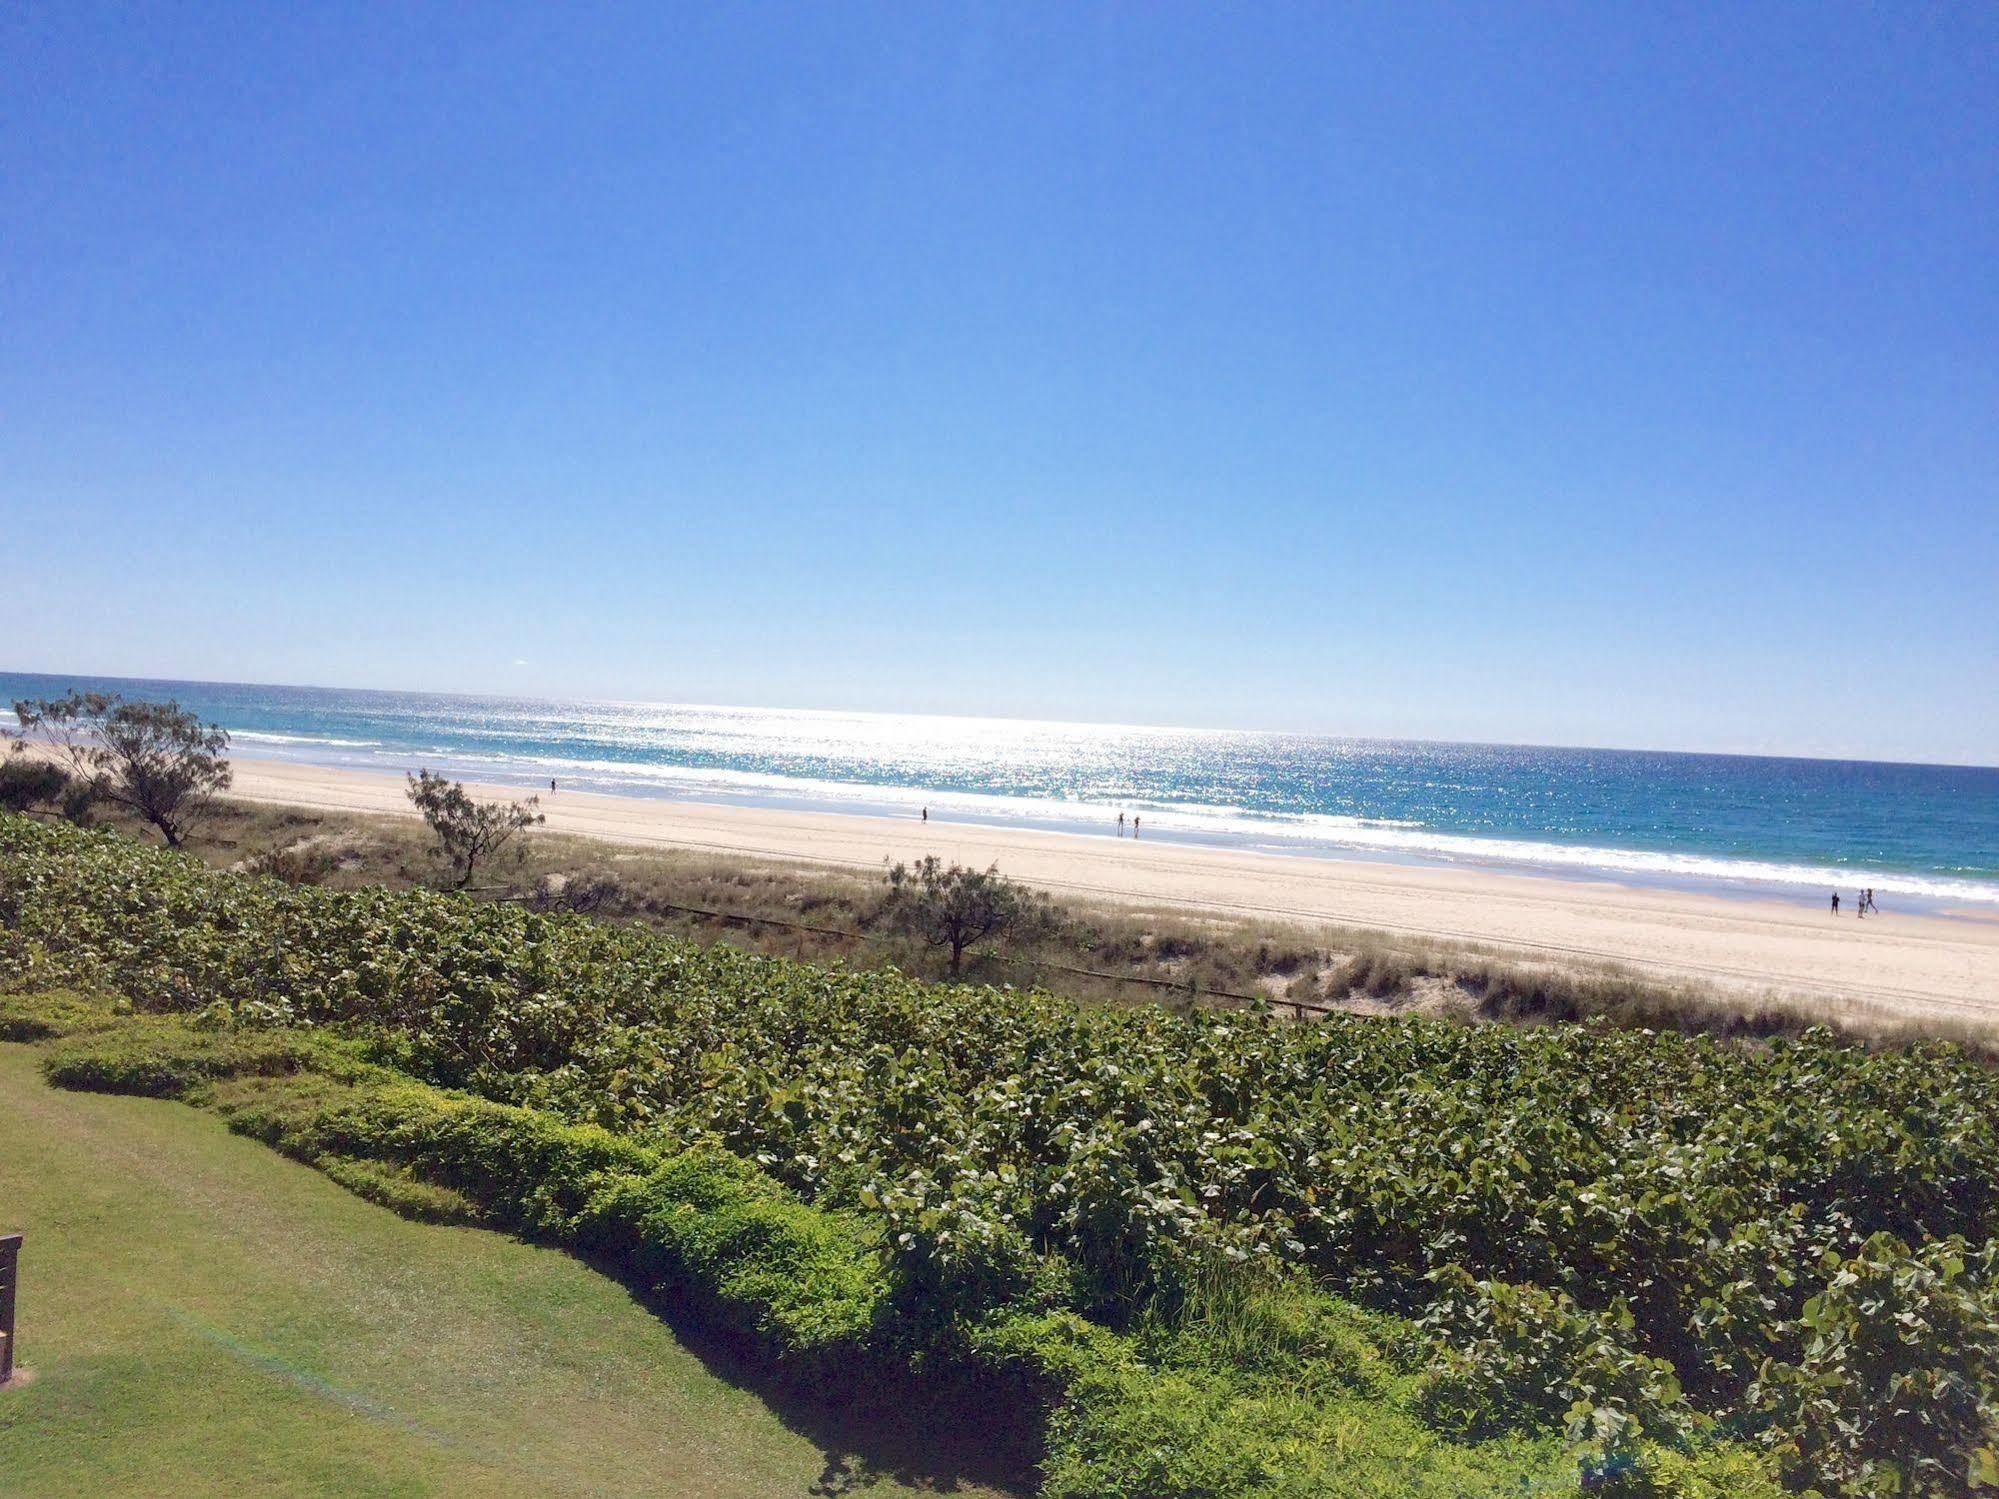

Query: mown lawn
[0,1044,1005,1498]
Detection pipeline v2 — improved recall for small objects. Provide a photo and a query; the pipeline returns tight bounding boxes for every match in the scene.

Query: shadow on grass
[574,1247,1041,1498]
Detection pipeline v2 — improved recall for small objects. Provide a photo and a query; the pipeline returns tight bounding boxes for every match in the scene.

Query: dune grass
[0,1043,1010,1499]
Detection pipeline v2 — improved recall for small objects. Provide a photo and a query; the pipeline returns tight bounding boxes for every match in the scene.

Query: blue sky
[3,4,1994,764]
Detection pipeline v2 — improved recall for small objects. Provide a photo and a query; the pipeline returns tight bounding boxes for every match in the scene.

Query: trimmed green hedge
[0,986,126,1042]
[41,1019,316,1096]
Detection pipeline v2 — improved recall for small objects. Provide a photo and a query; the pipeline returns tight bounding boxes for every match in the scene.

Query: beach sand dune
[219,757,1999,1028]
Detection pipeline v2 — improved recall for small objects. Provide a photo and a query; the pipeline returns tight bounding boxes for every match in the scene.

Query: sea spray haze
[2,671,1994,907]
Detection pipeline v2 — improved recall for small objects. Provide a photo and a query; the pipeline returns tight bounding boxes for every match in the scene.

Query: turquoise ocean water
[4,671,1995,910]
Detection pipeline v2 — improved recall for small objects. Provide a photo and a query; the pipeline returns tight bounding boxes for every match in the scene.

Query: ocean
[4,670,1996,910]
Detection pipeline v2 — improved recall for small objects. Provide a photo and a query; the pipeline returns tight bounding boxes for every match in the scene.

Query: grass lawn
[0,1044,1008,1498]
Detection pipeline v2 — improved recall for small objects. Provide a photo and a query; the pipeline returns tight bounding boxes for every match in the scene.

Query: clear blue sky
[4,4,1994,763]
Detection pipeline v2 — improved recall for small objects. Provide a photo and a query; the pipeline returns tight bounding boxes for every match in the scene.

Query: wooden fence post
[0,1233,20,1384]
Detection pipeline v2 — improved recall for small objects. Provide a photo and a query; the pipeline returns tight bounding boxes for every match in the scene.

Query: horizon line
[6,662,1995,774]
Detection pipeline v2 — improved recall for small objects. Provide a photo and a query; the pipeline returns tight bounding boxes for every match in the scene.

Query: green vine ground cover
[3,815,1996,1496]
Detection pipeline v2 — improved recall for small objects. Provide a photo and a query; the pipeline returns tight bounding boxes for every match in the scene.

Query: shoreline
[218,754,1999,1026]
[223,741,1999,916]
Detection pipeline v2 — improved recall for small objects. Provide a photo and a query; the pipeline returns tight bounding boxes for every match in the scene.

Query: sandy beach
[218,756,1999,1028]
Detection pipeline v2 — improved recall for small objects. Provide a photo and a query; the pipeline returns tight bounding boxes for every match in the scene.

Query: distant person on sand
[1831,892,1839,915]
[921,807,928,822]
[1865,888,1877,914]
[1133,816,1140,836]
[1118,812,1125,833]
[550,778,557,795]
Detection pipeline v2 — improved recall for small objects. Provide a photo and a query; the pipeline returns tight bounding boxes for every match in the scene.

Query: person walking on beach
[1132,815,1140,836]
[550,778,557,795]
[1831,892,1839,916]
[921,806,928,822]
[1118,812,1126,833]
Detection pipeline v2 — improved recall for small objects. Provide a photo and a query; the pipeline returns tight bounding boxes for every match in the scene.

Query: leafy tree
[880,856,1051,974]
[11,691,229,846]
[9,691,105,789]
[406,769,544,889]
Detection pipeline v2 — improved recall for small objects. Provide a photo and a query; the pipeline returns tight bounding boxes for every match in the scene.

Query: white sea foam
[233,730,385,749]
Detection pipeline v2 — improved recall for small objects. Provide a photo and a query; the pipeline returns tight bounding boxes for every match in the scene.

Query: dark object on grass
[1,1232,21,1384]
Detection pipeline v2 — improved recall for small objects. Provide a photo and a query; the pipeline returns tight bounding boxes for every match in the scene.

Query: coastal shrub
[239,839,343,886]
[1746,1233,1999,1497]
[588,1155,885,1375]
[1142,1262,1395,1391]
[1031,1348,1570,1499]
[1585,1443,1788,1499]
[225,1080,656,1239]
[7,813,1999,1494]
[863,1165,1067,1330]
[313,1154,482,1224]
[11,690,231,848]
[964,1305,1571,1499]
[0,750,79,818]
[1411,1268,1691,1455]
[405,768,543,889]
[879,856,1054,973]
[0,986,123,1041]
[40,1019,315,1098]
